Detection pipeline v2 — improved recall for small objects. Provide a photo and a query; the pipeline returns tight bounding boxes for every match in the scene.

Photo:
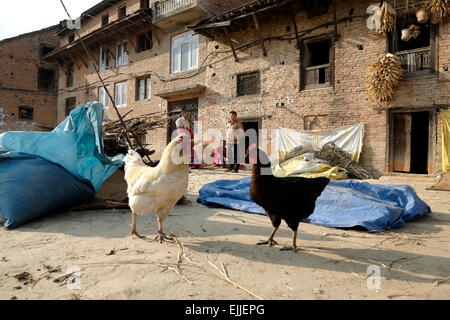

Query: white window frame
[171,31,199,74]
[98,85,110,109]
[114,81,127,108]
[99,46,110,71]
[137,77,151,101]
[116,42,129,67]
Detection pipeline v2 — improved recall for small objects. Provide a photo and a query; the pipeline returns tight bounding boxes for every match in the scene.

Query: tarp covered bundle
[0,102,125,229]
[274,124,365,180]
[197,177,431,231]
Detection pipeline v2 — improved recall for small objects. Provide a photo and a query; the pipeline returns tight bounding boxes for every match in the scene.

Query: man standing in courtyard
[226,111,245,173]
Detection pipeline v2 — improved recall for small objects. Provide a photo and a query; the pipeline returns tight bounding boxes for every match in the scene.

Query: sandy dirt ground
[0,169,449,300]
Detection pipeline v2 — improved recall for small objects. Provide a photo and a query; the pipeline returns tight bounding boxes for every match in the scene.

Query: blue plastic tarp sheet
[197,177,431,231]
[0,102,124,191]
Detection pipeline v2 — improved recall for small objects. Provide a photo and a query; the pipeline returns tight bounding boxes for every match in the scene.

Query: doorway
[241,119,261,164]
[391,111,430,174]
[167,98,198,143]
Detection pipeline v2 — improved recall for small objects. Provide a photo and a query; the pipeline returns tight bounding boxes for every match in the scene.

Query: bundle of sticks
[102,111,175,156]
[314,142,373,180]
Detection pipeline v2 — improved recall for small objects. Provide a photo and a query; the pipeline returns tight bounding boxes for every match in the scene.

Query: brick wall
[0,26,60,129]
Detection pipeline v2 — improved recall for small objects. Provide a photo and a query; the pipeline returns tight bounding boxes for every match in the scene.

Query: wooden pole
[223,27,239,62]
[252,13,267,56]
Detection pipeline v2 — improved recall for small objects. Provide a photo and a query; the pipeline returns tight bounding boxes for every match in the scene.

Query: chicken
[123,135,190,242]
[249,147,329,252]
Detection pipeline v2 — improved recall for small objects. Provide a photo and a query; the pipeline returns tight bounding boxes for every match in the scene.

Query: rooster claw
[155,231,175,243]
[257,239,278,247]
[131,231,146,239]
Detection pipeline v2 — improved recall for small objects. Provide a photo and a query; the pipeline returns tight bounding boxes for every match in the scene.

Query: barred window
[237,71,260,97]
[38,68,55,91]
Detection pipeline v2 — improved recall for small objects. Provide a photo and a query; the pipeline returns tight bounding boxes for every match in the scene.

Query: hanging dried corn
[365,53,405,103]
[409,24,421,38]
[374,2,396,34]
[429,0,450,19]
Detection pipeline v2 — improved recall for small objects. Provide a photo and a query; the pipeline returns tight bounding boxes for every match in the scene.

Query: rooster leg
[131,212,146,239]
[154,216,175,243]
[280,229,298,252]
[257,227,279,247]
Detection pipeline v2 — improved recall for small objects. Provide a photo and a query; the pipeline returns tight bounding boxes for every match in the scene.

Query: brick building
[0,25,60,130]
[43,0,450,177]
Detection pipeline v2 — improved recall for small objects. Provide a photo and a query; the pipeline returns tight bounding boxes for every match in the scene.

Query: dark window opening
[38,68,55,91]
[237,72,261,97]
[119,6,127,19]
[102,14,109,26]
[40,44,54,57]
[141,0,150,9]
[66,63,74,87]
[390,16,434,75]
[68,34,75,43]
[303,37,332,88]
[65,97,77,116]
[137,32,153,52]
[18,106,33,120]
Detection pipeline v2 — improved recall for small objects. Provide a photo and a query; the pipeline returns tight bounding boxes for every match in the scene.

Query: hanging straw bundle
[409,24,421,38]
[365,53,405,103]
[375,2,396,34]
[429,0,450,19]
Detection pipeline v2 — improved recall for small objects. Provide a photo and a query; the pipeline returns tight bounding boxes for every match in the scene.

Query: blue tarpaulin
[0,102,125,229]
[0,102,124,191]
[197,177,431,231]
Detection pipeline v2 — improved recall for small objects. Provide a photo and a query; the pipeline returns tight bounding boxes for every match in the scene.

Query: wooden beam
[223,27,239,62]
[193,20,231,30]
[252,13,267,56]
[289,2,300,50]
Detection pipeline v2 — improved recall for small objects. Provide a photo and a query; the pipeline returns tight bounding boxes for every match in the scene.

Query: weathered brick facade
[48,0,449,177]
[0,26,60,130]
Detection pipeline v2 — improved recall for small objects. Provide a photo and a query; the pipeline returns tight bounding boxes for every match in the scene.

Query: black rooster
[249,147,329,252]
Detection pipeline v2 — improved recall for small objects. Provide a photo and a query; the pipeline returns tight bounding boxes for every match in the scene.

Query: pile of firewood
[365,53,405,103]
[102,112,175,156]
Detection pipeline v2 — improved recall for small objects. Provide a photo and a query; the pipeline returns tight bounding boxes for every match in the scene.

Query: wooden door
[393,113,412,172]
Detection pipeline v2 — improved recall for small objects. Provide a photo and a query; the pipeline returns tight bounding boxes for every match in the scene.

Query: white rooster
[123,135,190,242]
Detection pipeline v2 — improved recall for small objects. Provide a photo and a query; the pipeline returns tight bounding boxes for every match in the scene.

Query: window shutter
[146,78,151,99]
[139,79,145,100]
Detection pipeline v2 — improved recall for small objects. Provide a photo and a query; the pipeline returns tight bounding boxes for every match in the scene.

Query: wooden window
[65,97,76,115]
[389,16,437,76]
[141,0,150,9]
[237,71,260,96]
[68,34,75,44]
[98,86,110,108]
[102,14,109,27]
[18,106,33,120]
[136,77,151,100]
[171,31,199,73]
[99,46,110,71]
[137,32,153,52]
[119,5,127,19]
[66,63,74,87]
[301,36,333,90]
[116,42,128,67]
[40,44,54,57]
[38,68,55,91]
[114,81,127,107]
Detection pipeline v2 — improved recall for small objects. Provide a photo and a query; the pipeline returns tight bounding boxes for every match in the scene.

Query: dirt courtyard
[0,170,449,300]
